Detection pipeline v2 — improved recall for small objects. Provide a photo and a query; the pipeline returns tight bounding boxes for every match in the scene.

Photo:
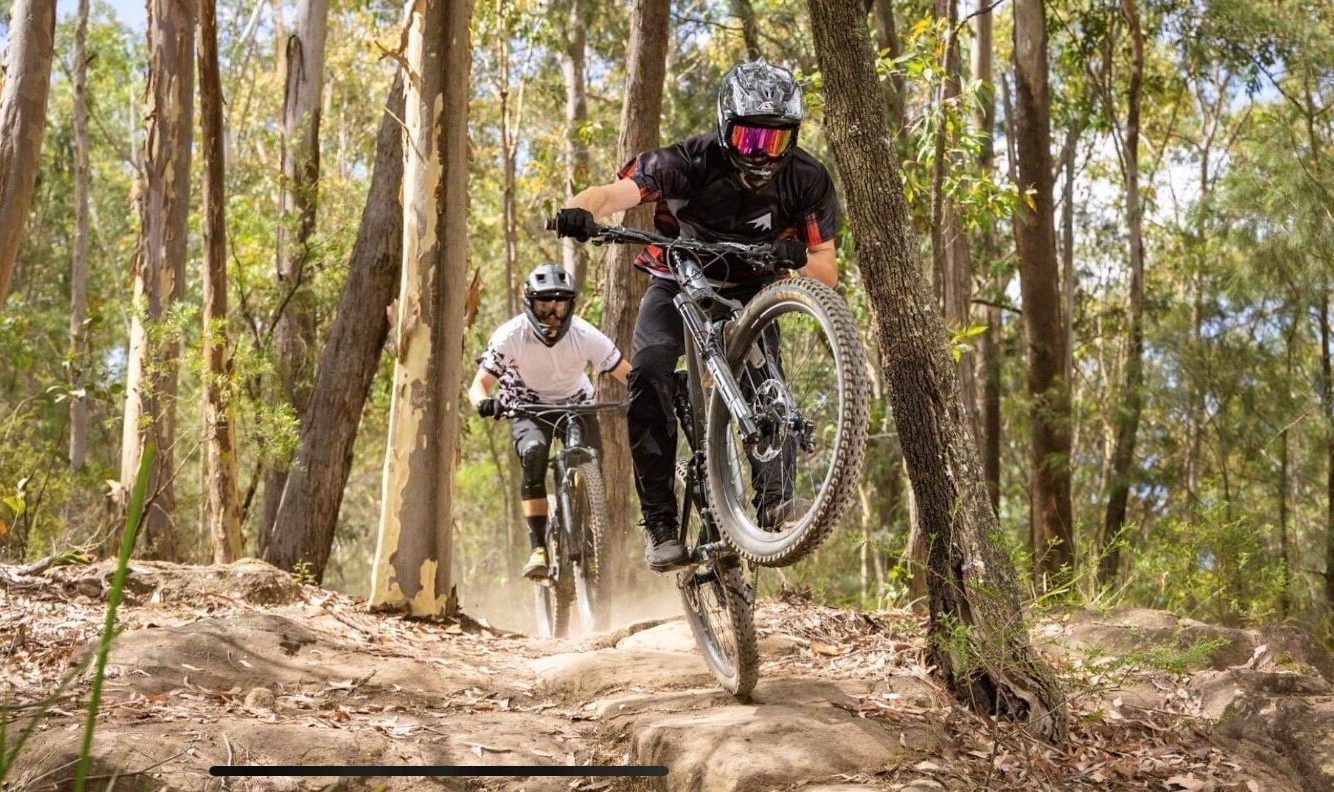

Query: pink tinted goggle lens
[534,298,572,320]
[729,124,795,159]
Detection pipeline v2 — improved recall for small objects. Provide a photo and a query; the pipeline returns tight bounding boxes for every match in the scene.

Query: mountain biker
[552,59,841,573]
[468,263,632,580]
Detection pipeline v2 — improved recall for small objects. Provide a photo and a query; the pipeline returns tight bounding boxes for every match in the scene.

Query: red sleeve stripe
[805,212,824,246]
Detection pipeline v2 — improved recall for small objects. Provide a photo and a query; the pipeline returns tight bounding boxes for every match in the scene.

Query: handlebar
[545,217,778,270]
[502,401,629,420]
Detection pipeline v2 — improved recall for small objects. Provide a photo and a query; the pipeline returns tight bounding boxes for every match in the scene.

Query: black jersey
[618,133,840,285]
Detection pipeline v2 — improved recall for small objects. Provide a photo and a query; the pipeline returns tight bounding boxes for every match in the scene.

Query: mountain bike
[551,219,869,694]
[504,402,623,638]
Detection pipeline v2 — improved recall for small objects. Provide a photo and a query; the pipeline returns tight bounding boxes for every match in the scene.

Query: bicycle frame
[505,402,622,579]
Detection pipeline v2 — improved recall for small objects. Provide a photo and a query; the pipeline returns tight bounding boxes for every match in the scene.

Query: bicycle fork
[674,295,763,447]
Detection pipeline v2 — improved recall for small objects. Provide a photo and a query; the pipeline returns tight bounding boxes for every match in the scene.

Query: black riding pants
[628,276,791,523]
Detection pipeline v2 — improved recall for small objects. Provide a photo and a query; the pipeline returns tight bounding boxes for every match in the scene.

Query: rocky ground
[1,558,1331,791]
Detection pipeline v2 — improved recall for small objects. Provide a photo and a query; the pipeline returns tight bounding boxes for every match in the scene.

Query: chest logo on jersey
[746,212,773,232]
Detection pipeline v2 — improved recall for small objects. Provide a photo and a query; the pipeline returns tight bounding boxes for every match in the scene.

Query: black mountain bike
[504,402,622,639]
[553,219,870,694]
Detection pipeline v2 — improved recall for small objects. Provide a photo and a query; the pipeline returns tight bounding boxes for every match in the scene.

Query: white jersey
[479,315,622,406]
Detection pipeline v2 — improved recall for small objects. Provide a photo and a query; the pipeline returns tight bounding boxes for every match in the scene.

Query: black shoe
[757,497,812,532]
[643,517,689,572]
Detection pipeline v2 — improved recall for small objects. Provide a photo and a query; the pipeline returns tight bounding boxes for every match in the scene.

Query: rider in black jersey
[554,60,841,573]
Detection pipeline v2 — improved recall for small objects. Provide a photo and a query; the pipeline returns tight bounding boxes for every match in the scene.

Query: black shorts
[510,413,602,456]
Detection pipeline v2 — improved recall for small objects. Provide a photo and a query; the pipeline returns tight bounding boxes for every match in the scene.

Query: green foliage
[1121,637,1232,674]
[1125,506,1288,626]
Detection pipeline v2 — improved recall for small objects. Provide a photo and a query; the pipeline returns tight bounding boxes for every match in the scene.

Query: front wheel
[571,462,609,633]
[705,278,870,566]
[533,513,574,638]
[676,468,758,697]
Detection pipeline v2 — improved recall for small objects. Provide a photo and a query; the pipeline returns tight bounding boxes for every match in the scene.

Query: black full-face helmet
[716,59,805,189]
[522,263,577,347]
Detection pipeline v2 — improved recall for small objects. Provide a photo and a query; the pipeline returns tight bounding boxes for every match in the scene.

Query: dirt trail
[2,559,1331,791]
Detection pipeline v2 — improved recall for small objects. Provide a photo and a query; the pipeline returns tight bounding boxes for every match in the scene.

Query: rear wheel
[705,279,869,566]
[675,468,758,697]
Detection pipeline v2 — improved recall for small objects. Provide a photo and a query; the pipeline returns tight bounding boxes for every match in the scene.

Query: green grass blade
[72,444,154,791]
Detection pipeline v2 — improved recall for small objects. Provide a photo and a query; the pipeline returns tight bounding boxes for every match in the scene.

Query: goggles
[532,297,572,320]
[728,123,796,160]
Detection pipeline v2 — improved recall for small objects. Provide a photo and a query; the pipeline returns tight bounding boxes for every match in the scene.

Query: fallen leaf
[811,640,841,657]
[1165,773,1205,791]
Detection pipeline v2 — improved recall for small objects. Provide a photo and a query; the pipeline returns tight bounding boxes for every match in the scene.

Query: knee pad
[518,440,549,500]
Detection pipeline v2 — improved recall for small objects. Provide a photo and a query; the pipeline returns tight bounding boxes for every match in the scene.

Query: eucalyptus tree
[371,0,473,615]
[118,0,196,559]
[262,0,332,550]
[271,76,405,583]
[1097,0,1147,583]
[808,0,1068,744]
[199,0,243,562]
[971,0,1002,510]
[1011,0,1074,578]
[0,0,56,309]
[68,0,91,473]
[597,0,671,592]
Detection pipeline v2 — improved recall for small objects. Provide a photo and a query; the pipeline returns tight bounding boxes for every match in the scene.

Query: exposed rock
[50,557,306,606]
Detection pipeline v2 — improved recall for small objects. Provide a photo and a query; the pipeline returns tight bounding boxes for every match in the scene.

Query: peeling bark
[262,0,331,548]
[371,0,473,616]
[118,0,196,561]
[560,0,590,283]
[0,0,57,308]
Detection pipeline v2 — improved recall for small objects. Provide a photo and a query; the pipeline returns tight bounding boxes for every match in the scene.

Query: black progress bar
[210,766,667,777]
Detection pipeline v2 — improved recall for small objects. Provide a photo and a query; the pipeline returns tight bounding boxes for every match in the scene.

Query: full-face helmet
[523,263,577,347]
[716,59,805,189]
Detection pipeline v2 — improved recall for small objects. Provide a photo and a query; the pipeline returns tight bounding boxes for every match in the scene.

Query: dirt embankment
[2,559,1331,791]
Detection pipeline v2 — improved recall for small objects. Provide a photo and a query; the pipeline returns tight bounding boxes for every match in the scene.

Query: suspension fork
[674,295,762,446]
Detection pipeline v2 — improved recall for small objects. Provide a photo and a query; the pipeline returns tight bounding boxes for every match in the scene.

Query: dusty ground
[1,559,1331,791]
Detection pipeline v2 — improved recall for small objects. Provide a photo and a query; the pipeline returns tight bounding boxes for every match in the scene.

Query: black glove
[772,238,808,270]
[476,398,502,420]
[554,208,597,242]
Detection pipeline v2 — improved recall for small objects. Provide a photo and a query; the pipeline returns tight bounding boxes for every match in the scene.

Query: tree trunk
[0,0,56,308]
[269,76,405,581]
[1011,0,1074,580]
[930,0,976,434]
[1099,0,1145,584]
[1059,118,1081,386]
[730,0,762,61]
[498,7,518,315]
[972,0,1001,511]
[118,0,196,560]
[869,0,905,133]
[370,0,472,616]
[199,0,243,562]
[808,0,1067,744]
[1321,288,1333,611]
[561,0,590,283]
[597,0,670,597]
[68,0,91,472]
[261,0,331,549]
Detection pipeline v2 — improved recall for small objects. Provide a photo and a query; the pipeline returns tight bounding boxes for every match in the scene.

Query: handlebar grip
[544,216,557,231]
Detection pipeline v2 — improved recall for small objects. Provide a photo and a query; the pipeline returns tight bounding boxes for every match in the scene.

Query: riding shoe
[523,547,549,580]
[758,496,813,532]
[643,518,689,572]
